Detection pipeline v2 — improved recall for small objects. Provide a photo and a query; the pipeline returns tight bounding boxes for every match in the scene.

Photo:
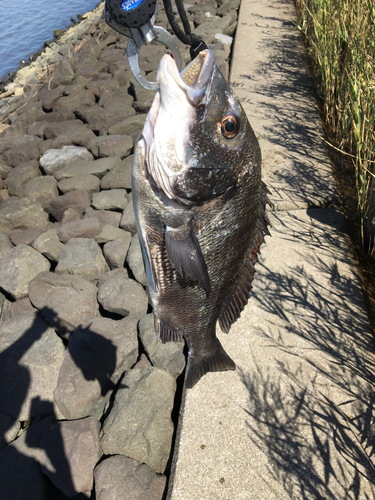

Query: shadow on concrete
[0,306,118,499]
[231,0,337,208]
[240,211,375,499]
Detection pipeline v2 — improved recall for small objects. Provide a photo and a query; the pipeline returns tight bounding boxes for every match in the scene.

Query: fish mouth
[158,49,215,106]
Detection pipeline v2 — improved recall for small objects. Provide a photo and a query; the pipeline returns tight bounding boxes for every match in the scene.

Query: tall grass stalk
[295,0,375,248]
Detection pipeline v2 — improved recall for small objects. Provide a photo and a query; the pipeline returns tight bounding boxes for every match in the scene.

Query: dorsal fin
[219,182,271,333]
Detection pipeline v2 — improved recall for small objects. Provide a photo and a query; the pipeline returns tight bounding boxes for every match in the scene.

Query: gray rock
[127,234,147,285]
[0,416,56,500]
[44,120,96,148]
[0,158,12,179]
[100,366,176,473]
[32,228,65,262]
[9,228,43,246]
[129,77,156,103]
[4,159,41,197]
[0,312,64,419]
[97,271,148,319]
[47,189,91,221]
[2,141,41,167]
[48,134,73,149]
[76,105,136,133]
[0,412,20,450]
[57,218,101,243]
[139,314,185,378]
[0,244,50,299]
[54,157,120,180]
[54,315,138,420]
[94,456,166,500]
[107,114,147,136]
[95,224,130,244]
[57,174,100,195]
[103,234,132,269]
[2,297,35,320]
[29,271,99,340]
[39,145,94,175]
[40,417,102,497]
[41,85,65,110]
[56,237,109,282]
[0,231,13,256]
[23,175,58,208]
[53,88,96,115]
[92,189,128,211]
[98,85,134,110]
[61,207,82,224]
[120,200,137,235]
[0,197,49,235]
[84,206,121,228]
[88,134,133,159]
[100,155,133,190]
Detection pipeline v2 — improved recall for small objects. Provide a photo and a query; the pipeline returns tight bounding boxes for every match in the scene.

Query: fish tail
[185,340,236,389]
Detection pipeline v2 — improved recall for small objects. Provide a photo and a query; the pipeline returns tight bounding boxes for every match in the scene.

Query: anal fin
[154,314,184,344]
[165,219,211,297]
[185,339,235,389]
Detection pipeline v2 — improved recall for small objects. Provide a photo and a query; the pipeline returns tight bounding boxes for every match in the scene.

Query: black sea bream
[132,49,270,388]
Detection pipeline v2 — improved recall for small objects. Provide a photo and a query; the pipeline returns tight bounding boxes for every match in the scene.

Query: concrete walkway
[167,0,375,498]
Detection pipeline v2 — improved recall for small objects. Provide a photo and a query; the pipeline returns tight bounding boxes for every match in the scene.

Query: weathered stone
[0,244,50,299]
[23,175,58,208]
[54,157,120,180]
[57,173,100,194]
[129,77,156,103]
[139,314,185,378]
[0,231,13,257]
[0,312,64,419]
[56,237,108,282]
[107,114,147,136]
[95,225,129,245]
[27,120,50,138]
[41,85,65,110]
[0,158,12,179]
[0,412,20,450]
[47,189,91,221]
[48,134,73,149]
[76,104,136,133]
[103,234,132,269]
[44,120,96,147]
[98,85,134,110]
[40,145,94,175]
[120,200,137,235]
[1,137,42,167]
[0,197,49,235]
[88,134,133,159]
[0,416,56,500]
[86,78,119,98]
[127,234,147,285]
[54,315,138,420]
[52,58,75,85]
[40,417,102,497]
[100,366,176,473]
[94,456,166,500]
[57,218,101,243]
[84,206,121,228]
[32,228,65,262]
[100,154,133,190]
[53,88,96,115]
[75,61,108,78]
[9,228,43,246]
[92,189,128,211]
[61,207,82,224]
[0,134,38,155]
[3,297,35,319]
[28,269,99,335]
[97,271,148,319]
[4,159,41,197]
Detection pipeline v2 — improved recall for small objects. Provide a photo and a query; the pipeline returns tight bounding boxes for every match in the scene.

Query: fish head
[142,49,260,205]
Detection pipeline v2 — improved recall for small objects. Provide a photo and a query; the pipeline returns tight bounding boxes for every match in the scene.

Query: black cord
[162,0,207,59]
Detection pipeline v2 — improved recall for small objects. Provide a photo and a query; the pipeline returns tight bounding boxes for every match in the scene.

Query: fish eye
[221,114,239,139]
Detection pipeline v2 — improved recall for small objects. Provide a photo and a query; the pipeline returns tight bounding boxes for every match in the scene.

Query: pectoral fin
[165,220,211,297]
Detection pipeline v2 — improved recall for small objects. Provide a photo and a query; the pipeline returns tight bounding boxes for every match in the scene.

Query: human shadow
[0,305,119,498]
[240,209,375,498]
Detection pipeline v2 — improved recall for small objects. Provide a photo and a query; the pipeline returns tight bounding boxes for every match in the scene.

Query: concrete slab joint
[168,1,375,499]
